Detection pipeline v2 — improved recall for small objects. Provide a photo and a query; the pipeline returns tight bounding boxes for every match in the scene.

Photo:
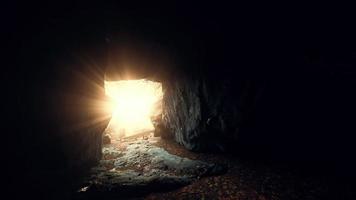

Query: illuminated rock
[103,134,111,145]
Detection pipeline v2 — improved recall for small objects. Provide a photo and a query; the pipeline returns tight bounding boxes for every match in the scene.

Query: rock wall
[162,77,202,150]
[7,12,111,175]
[162,72,259,152]
[161,51,356,169]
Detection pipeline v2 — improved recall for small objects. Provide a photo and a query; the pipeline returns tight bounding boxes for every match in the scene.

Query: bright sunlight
[104,79,163,138]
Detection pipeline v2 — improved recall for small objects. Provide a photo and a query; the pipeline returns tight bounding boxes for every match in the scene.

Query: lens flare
[104,79,162,138]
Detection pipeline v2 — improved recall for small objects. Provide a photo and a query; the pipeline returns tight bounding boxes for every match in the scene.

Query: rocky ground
[73,134,225,199]
[72,135,355,200]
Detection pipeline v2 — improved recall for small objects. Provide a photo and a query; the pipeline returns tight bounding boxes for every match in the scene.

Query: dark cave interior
[4,1,356,199]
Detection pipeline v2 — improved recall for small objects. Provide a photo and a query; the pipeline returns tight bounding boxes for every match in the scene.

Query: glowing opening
[104,79,163,138]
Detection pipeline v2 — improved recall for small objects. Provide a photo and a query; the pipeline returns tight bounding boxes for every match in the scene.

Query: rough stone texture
[103,134,111,145]
[79,169,192,199]
[162,74,258,152]
[112,139,218,175]
[162,77,203,150]
[75,137,226,198]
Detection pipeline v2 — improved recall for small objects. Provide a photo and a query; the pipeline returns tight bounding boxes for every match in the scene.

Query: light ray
[104,79,162,138]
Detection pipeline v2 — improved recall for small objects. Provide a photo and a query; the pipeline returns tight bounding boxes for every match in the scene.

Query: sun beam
[104,79,162,138]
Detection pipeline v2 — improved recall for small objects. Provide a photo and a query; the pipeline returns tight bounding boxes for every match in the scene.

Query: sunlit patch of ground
[74,134,225,199]
[72,135,352,200]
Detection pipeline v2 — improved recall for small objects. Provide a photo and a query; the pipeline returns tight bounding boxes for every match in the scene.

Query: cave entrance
[104,79,163,140]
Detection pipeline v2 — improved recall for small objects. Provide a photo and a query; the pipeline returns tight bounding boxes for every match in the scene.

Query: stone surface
[103,134,111,145]
[76,137,226,198]
[162,74,258,152]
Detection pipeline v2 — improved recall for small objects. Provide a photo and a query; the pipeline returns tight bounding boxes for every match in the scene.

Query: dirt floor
[73,135,355,200]
[147,139,322,200]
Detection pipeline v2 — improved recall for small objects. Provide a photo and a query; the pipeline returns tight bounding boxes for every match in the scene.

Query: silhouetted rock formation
[161,72,258,152]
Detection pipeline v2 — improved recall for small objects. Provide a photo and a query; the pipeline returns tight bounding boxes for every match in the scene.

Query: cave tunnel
[5,1,356,199]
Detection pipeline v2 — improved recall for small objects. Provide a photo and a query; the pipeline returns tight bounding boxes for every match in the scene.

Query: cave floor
[74,134,225,199]
[72,135,354,200]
